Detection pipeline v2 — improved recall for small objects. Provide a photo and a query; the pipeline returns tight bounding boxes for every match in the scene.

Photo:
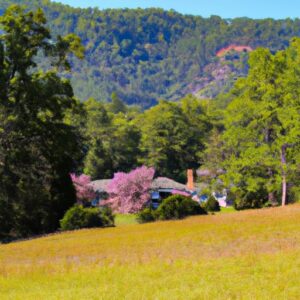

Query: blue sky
[56,0,300,19]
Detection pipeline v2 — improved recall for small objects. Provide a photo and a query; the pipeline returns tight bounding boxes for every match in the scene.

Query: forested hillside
[1,0,300,107]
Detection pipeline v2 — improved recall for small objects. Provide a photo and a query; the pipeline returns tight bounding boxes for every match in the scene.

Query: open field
[114,207,237,226]
[1,205,300,299]
[115,214,138,226]
[219,206,236,213]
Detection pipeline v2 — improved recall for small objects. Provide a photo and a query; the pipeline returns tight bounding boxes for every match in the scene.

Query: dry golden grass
[1,205,300,299]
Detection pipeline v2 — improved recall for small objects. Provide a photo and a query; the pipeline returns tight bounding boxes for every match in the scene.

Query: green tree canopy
[0,5,84,240]
[83,98,141,179]
[109,92,127,114]
[138,97,211,182]
[220,38,300,207]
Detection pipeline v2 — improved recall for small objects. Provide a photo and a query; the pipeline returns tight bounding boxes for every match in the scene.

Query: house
[89,168,232,208]
[88,179,111,206]
[89,169,197,208]
[150,176,194,208]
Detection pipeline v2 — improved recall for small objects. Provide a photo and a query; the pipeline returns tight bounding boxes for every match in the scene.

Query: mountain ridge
[1,0,300,107]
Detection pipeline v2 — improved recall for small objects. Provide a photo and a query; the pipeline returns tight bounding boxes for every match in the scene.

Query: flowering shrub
[104,166,155,213]
[70,174,96,204]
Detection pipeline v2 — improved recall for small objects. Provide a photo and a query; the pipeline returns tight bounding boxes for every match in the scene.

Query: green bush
[155,195,207,220]
[233,188,268,210]
[99,206,115,227]
[204,195,220,212]
[289,186,300,203]
[60,205,114,231]
[137,208,156,224]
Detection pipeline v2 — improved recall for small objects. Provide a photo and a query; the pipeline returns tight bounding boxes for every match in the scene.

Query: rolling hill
[1,205,300,299]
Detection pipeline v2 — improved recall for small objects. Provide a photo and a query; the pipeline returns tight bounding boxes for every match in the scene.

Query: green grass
[115,213,138,226]
[114,207,235,223]
[220,206,236,213]
[1,205,300,299]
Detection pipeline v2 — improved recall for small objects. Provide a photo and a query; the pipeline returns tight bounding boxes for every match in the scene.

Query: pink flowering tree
[70,174,96,204]
[103,166,155,213]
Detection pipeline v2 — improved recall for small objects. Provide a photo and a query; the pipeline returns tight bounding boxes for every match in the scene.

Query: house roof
[151,177,188,191]
[89,177,189,193]
[89,179,111,193]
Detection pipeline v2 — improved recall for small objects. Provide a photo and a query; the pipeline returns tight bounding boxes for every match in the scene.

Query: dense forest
[2,0,300,107]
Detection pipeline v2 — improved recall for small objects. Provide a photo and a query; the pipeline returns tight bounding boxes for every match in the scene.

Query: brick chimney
[187,169,194,190]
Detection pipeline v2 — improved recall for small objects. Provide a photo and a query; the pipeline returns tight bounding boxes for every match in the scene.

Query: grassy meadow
[115,214,138,226]
[114,206,237,226]
[1,205,300,299]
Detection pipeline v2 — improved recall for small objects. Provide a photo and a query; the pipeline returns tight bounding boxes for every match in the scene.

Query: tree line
[73,93,212,183]
[0,5,211,241]
[203,40,300,208]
